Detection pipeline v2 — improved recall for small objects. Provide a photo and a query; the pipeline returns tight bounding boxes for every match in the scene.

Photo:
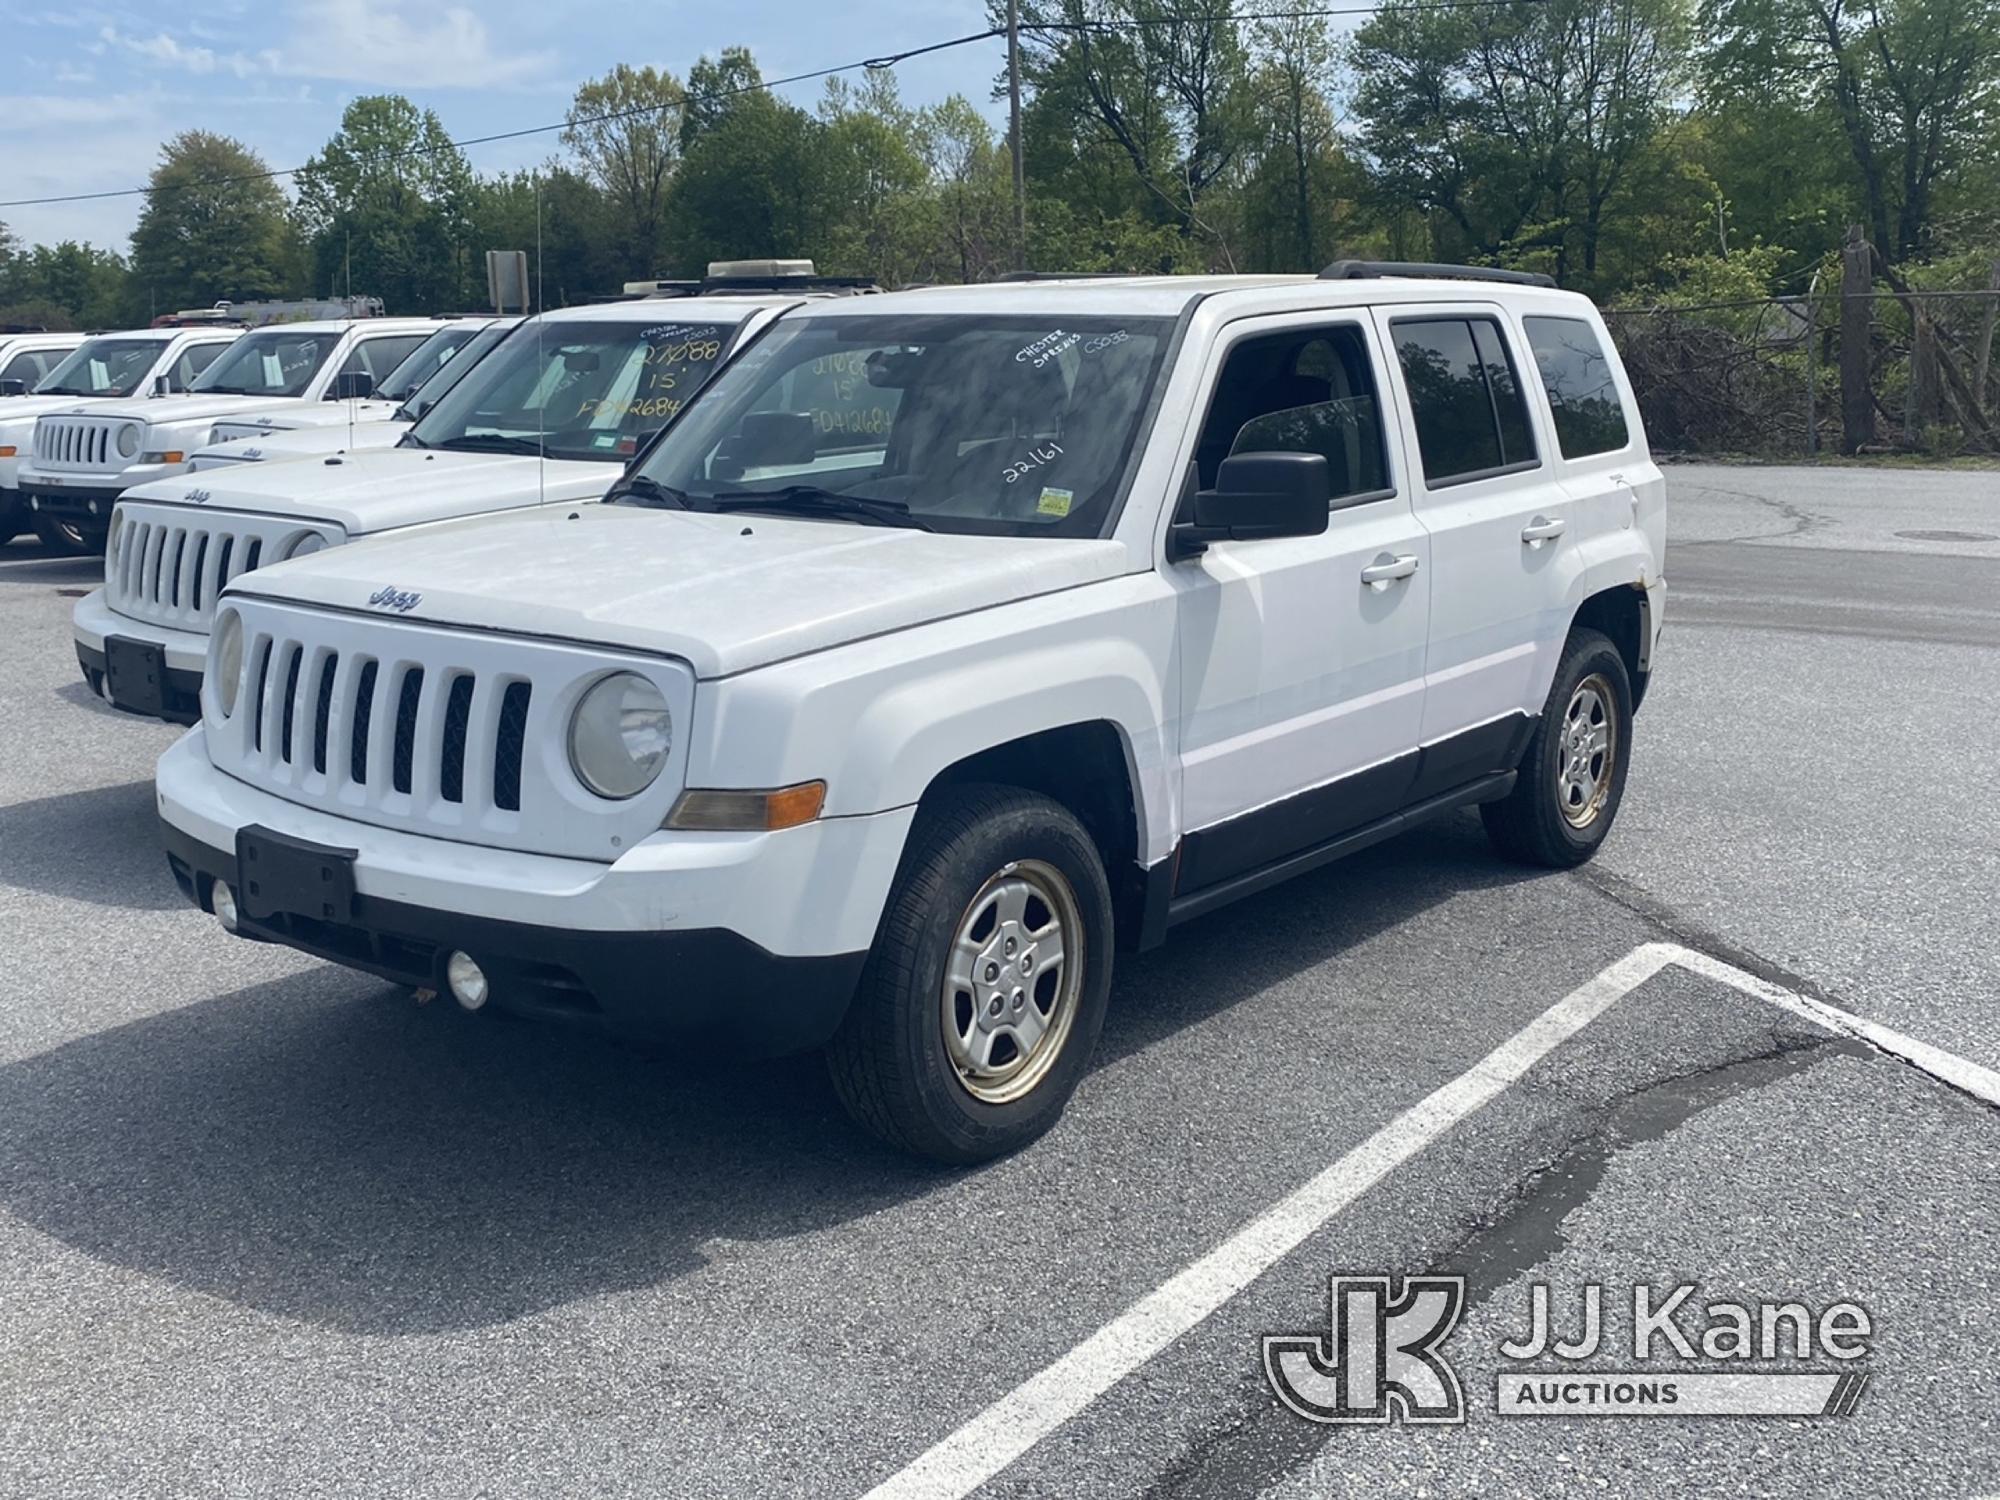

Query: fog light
[212,880,240,933]
[87,500,99,515]
[446,951,490,1011]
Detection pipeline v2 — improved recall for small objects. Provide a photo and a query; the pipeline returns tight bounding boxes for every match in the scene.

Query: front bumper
[156,732,911,1053]
[21,480,122,528]
[72,588,208,724]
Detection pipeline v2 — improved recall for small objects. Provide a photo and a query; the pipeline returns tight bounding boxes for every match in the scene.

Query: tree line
[2,0,1996,333]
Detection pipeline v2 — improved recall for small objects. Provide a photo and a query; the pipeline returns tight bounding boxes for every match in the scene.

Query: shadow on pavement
[0,779,184,910]
[0,808,1554,1336]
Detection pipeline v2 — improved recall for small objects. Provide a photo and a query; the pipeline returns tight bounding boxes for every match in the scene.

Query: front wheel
[827,785,1114,1164]
[1482,627,1634,868]
[31,514,99,556]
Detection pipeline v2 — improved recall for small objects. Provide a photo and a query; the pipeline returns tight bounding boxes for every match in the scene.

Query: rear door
[1372,303,1569,783]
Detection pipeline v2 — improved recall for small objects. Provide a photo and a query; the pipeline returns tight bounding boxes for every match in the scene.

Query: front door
[1169,312,1431,895]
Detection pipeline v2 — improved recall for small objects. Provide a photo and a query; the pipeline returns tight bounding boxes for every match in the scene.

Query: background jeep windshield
[36,338,164,398]
[192,329,338,398]
[629,314,1175,536]
[406,318,733,461]
[371,325,482,404]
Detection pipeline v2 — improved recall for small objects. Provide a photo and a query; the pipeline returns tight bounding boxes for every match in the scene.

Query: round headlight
[213,610,244,719]
[282,532,328,560]
[117,423,142,458]
[568,672,672,800]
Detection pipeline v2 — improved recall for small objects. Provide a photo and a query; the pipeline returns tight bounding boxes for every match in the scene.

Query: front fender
[684,574,1182,864]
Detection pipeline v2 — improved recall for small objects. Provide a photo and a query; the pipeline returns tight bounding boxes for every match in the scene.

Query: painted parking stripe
[863,940,1999,1500]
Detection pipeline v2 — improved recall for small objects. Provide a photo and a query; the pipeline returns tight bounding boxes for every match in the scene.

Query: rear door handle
[1521,516,1566,545]
[1360,553,1420,588]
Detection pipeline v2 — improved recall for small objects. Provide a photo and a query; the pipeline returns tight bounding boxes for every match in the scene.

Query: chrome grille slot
[202,599,692,861]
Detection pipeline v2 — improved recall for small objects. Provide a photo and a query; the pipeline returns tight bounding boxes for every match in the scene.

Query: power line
[0,0,1540,213]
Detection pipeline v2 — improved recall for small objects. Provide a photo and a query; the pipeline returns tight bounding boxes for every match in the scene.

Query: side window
[171,342,227,391]
[341,335,427,384]
[1523,315,1630,459]
[1393,316,1538,485]
[2,349,59,386]
[1190,324,1392,506]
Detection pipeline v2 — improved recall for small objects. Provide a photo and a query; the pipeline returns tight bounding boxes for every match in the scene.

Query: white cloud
[269,0,546,89]
[100,26,262,79]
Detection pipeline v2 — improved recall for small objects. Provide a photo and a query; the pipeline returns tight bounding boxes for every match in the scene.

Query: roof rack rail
[1317,259,1557,289]
[994,271,1140,283]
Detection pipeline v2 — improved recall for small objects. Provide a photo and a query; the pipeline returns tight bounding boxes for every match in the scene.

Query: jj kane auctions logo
[1267,1277,1873,1422]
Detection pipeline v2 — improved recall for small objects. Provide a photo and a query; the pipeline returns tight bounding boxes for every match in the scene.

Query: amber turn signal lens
[666,781,827,832]
[0,445,15,458]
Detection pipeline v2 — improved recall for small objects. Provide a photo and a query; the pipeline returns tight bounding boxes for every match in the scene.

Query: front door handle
[1521,515,1566,545]
[1360,553,1420,589]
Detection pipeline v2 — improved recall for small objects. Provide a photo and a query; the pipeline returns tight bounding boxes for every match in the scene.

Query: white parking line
[863,940,2000,1500]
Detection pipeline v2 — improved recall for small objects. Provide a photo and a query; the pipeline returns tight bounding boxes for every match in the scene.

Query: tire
[0,523,18,547]
[827,784,1115,1164]
[1482,627,1634,868]
[31,514,100,556]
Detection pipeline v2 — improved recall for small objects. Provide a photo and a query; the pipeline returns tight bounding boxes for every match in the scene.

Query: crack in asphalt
[1668,479,1829,544]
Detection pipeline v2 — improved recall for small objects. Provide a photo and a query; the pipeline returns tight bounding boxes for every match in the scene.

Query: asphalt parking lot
[2,463,1997,1498]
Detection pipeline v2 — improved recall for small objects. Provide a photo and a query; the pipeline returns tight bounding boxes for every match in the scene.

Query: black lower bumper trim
[161,820,867,1057]
[76,640,203,726]
[22,483,120,524]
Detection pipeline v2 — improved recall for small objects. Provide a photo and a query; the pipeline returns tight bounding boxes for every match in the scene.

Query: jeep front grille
[204,598,693,861]
[35,416,122,473]
[106,502,345,634]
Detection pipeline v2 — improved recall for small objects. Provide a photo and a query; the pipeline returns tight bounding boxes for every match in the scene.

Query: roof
[794,272,1601,322]
[531,294,806,326]
[228,317,440,335]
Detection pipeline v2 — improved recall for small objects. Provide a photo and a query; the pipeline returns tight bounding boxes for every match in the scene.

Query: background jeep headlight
[568,672,672,800]
[116,424,142,458]
[213,610,244,719]
[281,532,329,560]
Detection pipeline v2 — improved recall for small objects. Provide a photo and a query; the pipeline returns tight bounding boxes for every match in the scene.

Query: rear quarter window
[1523,315,1631,459]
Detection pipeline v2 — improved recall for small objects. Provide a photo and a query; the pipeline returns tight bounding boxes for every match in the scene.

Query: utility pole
[1008,0,1027,273]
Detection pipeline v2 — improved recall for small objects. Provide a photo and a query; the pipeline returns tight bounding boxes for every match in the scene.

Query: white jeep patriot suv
[74,296,812,724]
[156,264,1665,1162]
[18,317,437,552]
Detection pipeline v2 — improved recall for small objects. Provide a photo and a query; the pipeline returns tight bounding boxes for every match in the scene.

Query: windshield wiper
[706,485,934,532]
[436,433,547,456]
[607,473,691,509]
[39,385,94,397]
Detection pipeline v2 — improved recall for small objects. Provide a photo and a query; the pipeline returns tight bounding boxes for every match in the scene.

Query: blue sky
[2,0,1008,253]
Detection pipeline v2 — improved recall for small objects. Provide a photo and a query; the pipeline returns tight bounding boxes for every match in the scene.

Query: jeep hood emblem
[368,586,422,614]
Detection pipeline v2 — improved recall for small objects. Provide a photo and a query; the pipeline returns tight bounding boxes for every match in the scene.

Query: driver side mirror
[326,370,376,401]
[0,378,26,397]
[153,374,173,397]
[1170,452,1330,560]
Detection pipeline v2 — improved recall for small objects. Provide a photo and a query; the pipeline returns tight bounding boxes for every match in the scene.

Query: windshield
[191,328,340,398]
[34,338,166,398]
[373,325,483,403]
[625,314,1176,537]
[396,321,512,416]
[405,316,738,462]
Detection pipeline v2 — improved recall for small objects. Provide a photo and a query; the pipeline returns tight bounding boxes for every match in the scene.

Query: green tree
[562,65,686,278]
[1701,0,2000,259]
[664,88,827,272]
[129,132,294,314]
[0,239,129,329]
[294,95,479,311]
[681,47,767,153]
[467,165,622,306]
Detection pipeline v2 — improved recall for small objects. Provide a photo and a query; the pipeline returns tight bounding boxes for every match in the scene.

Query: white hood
[232,502,1135,678]
[0,395,102,431]
[191,420,409,468]
[215,400,402,433]
[118,447,621,535]
[74,393,333,430]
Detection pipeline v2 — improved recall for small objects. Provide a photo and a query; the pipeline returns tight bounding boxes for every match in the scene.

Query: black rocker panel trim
[1172,711,1536,900]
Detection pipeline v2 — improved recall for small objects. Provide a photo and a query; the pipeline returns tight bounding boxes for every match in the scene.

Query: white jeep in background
[156,263,1666,1163]
[189,315,512,471]
[0,329,88,397]
[74,292,825,723]
[17,317,437,552]
[1,326,244,548]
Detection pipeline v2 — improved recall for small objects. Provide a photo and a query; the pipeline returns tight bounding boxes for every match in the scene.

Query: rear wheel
[31,514,99,556]
[1482,627,1634,868]
[827,785,1114,1164]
